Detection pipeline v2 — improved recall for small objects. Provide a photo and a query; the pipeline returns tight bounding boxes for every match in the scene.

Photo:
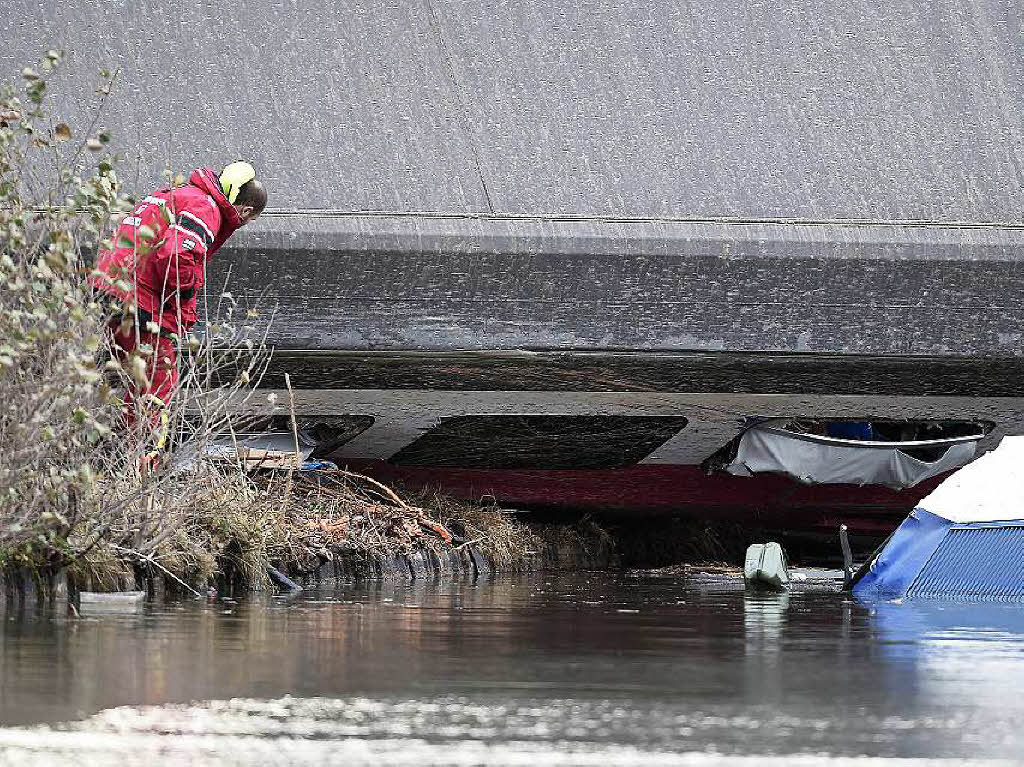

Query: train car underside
[232,350,1024,537]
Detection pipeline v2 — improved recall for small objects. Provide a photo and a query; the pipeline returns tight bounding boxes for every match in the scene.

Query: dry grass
[274,474,543,577]
[417,492,542,570]
[68,465,546,592]
[69,467,270,591]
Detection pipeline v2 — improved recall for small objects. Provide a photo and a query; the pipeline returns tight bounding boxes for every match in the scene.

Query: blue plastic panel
[908,526,1024,602]
[853,509,954,598]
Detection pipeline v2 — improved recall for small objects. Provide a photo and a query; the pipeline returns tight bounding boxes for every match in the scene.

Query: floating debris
[78,591,145,613]
[743,542,790,589]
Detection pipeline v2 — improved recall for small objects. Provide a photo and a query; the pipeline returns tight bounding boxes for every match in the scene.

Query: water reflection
[744,591,790,648]
[1,574,1023,761]
[866,598,1024,717]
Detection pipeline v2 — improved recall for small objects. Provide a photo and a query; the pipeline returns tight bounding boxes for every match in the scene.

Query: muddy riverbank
[3,473,878,613]
[1,462,875,609]
[0,505,620,607]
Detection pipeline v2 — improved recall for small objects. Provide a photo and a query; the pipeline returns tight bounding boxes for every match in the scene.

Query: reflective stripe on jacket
[92,167,242,335]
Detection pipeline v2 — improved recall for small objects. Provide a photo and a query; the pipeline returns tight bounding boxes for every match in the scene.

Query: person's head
[219,161,267,225]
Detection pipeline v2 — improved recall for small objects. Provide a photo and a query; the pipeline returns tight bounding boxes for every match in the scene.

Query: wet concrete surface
[1,572,1023,765]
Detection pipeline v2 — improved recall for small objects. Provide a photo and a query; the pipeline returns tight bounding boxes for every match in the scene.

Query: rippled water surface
[2,572,1024,765]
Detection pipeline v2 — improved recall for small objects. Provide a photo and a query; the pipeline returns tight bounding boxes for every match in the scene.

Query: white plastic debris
[743,542,791,589]
[78,591,146,613]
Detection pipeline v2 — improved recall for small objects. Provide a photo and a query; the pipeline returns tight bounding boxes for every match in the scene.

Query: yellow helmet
[219,161,256,204]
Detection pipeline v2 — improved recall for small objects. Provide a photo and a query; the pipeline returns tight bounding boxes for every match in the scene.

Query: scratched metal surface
[212,215,1024,354]
[3,1,1022,355]
[1,0,1020,219]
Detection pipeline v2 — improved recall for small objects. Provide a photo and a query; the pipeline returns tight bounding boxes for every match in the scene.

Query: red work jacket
[92,167,242,335]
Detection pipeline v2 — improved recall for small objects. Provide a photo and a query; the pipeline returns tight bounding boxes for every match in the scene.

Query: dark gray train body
[5,0,1023,530]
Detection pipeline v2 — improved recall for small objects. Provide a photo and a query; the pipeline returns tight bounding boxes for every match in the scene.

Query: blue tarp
[854,509,1024,601]
[853,509,955,598]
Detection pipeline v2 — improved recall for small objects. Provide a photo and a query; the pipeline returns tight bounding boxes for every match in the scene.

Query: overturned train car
[220,213,1024,538]
[5,0,1023,534]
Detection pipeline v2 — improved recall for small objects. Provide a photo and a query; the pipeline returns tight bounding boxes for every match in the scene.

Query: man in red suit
[92,162,267,423]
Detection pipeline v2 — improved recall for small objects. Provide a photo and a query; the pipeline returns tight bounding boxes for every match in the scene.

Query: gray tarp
[725,428,978,490]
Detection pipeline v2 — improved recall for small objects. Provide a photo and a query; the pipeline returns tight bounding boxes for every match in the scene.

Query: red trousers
[107,318,178,425]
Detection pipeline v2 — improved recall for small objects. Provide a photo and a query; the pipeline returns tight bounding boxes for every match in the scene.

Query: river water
[1,571,1023,765]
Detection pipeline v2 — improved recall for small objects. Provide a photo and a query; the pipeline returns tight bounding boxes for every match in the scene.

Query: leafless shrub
[0,52,270,577]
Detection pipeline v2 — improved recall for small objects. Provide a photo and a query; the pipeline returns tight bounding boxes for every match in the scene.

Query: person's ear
[238,205,255,221]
